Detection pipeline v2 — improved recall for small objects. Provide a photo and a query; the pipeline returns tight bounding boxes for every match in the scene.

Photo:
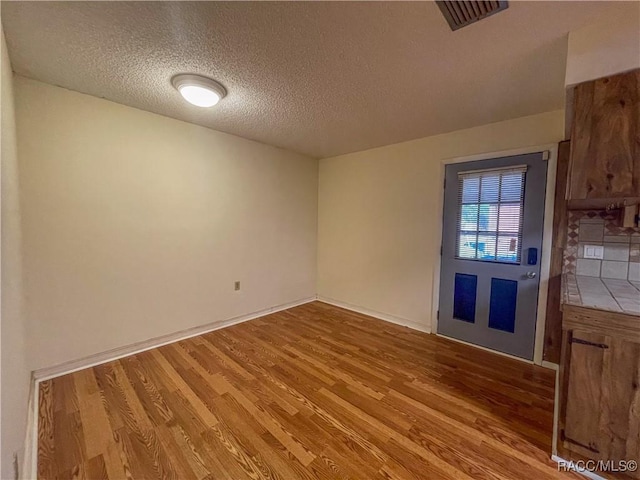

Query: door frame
[431,143,559,367]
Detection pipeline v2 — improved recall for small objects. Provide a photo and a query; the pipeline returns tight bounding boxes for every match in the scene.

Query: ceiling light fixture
[172,74,227,108]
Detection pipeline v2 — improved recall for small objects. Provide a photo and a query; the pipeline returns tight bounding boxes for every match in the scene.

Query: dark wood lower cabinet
[559,307,640,479]
[563,331,607,454]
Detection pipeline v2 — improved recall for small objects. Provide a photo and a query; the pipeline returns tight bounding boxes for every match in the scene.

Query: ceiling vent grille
[436,1,509,31]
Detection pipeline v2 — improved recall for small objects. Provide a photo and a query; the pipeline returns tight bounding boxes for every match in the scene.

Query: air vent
[436,1,509,31]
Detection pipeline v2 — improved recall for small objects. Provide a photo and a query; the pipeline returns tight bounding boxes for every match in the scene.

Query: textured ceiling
[1,1,636,158]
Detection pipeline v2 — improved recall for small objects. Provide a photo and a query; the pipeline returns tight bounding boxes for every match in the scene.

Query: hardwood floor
[38,301,576,479]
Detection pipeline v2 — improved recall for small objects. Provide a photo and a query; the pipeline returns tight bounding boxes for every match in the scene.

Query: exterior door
[437,152,547,360]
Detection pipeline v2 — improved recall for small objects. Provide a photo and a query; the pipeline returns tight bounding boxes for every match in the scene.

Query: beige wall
[15,76,318,371]
[318,110,565,330]
[565,3,640,86]
[1,27,29,480]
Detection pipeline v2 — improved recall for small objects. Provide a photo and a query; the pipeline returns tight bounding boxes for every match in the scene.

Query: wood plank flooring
[38,301,576,479]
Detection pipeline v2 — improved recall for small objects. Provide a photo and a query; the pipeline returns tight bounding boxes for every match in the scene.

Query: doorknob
[525,271,537,279]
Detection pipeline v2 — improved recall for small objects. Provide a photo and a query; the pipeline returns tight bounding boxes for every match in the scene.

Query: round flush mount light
[172,74,227,108]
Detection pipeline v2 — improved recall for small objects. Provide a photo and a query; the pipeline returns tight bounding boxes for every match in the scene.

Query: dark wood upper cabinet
[567,69,640,208]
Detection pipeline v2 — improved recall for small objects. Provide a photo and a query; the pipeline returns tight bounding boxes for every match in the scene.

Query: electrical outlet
[583,245,604,260]
[234,281,240,291]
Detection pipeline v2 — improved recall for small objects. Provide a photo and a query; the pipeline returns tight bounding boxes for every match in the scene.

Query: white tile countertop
[563,274,640,316]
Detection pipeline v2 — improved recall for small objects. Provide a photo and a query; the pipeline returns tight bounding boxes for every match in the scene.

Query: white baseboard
[541,360,559,371]
[22,379,37,480]
[33,296,316,382]
[551,455,608,480]
[551,366,560,456]
[24,296,316,478]
[316,296,431,334]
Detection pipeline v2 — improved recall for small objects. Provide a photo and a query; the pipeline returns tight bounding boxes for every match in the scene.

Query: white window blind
[456,165,527,263]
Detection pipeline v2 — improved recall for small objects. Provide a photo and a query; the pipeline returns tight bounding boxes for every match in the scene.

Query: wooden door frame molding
[431,142,560,367]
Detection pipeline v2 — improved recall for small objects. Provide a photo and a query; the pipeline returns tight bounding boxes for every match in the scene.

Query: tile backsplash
[564,210,640,281]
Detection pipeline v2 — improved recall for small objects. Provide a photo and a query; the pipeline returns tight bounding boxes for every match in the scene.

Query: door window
[456,166,526,263]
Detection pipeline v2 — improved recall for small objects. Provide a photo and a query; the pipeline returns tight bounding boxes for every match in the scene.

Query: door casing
[431,143,559,367]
